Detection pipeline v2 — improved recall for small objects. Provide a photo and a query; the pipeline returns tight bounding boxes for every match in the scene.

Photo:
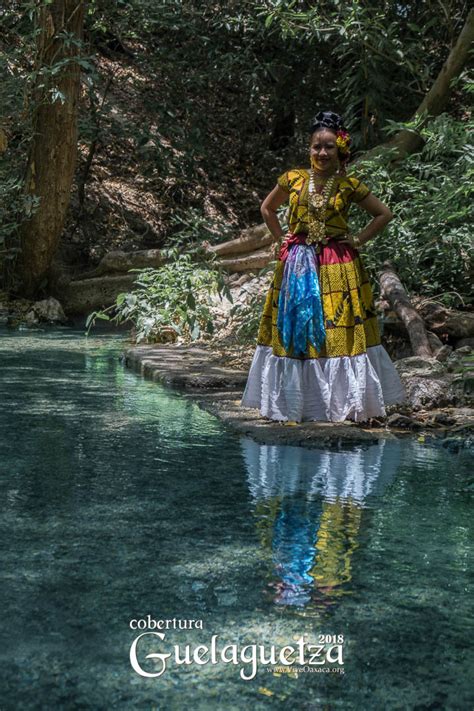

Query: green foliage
[86,249,232,343]
[80,0,470,233]
[1,0,472,302]
[350,112,473,306]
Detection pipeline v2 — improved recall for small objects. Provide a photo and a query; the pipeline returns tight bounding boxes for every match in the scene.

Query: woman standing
[241,110,405,423]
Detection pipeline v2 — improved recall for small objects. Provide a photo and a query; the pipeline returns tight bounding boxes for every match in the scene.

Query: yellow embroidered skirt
[241,238,405,422]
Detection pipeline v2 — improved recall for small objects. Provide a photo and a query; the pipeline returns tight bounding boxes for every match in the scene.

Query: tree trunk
[359,8,474,165]
[379,261,432,358]
[16,0,86,297]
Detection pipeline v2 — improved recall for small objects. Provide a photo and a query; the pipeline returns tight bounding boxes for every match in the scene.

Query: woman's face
[309,129,339,173]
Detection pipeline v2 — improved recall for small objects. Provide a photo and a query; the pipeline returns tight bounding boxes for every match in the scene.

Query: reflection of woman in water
[271,497,322,606]
[244,438,400,608]
[309,499,362,591]
[268,496,362,608]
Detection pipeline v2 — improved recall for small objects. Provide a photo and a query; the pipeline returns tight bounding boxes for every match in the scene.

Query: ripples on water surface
[0,329,472,709]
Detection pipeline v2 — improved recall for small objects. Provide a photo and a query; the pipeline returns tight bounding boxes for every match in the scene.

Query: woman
[240,110,405,423]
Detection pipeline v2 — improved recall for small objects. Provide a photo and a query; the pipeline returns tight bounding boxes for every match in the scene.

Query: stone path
[124,343,408,449]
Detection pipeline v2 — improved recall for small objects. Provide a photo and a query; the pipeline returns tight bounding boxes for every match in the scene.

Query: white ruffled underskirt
[240,344,406,423]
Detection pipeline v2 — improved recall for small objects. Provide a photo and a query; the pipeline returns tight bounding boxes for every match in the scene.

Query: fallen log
[379,261,432,358]
[205,223,273,257]
[416,301,474,339]
[218,247,273,272]
[80,249,163,279]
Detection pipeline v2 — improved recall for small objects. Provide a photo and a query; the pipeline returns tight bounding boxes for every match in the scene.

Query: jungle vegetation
[0,1,472,339]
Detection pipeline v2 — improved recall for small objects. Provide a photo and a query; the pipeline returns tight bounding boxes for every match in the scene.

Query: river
[0,329,472,709]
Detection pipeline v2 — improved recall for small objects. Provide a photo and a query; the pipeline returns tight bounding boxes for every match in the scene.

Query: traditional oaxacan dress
[240,167,406,422]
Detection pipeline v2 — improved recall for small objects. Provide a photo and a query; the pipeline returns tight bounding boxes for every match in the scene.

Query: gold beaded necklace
[307,169,337,246]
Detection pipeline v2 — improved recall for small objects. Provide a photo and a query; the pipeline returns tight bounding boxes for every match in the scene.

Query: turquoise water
[0,329,472,710]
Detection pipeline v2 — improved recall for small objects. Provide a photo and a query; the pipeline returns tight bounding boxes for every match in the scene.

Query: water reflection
[242,438,401,609]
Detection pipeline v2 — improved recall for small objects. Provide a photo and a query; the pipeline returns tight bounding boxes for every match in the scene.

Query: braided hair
[309,110,351,174]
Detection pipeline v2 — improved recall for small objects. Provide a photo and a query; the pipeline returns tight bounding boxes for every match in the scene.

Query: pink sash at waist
[278,232,340,262]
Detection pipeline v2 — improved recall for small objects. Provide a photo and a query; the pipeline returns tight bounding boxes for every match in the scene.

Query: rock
[432,412,456,425]
[454,345,472,355]
[402,375,458,411]
[448,407,474,424]
[394,357,462,410]
[32,297,67,324]
[386,413,422,429]
[427,331,444,353]
[455,337,474,350]
[81,249,163,278]
[435,345,453,362]
[208,292,233,315]
[233,274,252,287]
[24,310,39,326]
[227,272,244,283]
[394,356,446,378]
[55,273,137,314]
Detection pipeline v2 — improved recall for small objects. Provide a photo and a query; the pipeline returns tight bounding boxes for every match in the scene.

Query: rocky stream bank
[2,268,473,452]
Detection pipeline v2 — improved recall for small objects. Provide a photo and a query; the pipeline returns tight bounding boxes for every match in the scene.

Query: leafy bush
[86,249,231,343]
[350,112,473,307]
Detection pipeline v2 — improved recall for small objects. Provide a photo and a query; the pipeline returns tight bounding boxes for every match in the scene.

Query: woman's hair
[309,110,350,173]
[309,110,345,134]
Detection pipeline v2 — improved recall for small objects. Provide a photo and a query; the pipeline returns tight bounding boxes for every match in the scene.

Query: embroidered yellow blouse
[277,168,371,237]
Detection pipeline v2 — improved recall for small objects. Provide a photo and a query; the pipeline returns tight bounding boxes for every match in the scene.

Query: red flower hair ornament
[335,129,351,155]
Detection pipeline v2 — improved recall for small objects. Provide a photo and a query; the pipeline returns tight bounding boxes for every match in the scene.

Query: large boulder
[29,297,68,324]
[55,273,136,315]
[395,356,446,378]
[394,356,458,410]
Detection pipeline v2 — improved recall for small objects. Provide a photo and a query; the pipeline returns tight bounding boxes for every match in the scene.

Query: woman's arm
[341,193,394,248]
[261,185,290,241]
